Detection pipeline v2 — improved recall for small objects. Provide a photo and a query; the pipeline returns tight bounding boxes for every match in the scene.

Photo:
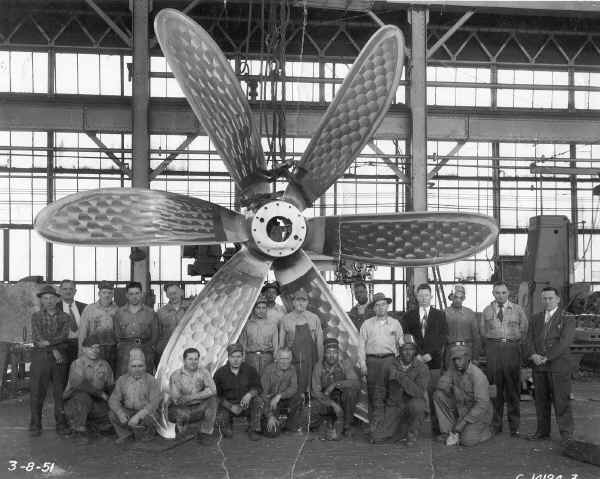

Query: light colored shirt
[114,305,158,344]
[239,315,279,353]
[445,305,482,360]
[358,315,404,364]
[260,362,298,402]
[64,355,114,399]
[279,310,324,359]
[156,300,190,352]
[545,307,558,323]
[169,366,216,405]
[266,303,287,325]
[109,372,161,416]
[79,301,118,348]
[63,301,81,339]
[481,301,528,341]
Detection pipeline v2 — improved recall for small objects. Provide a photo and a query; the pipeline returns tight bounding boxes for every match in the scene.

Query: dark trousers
[366,355,395,434]
[168,396,218,436]
[311,386,359,430]
[100,345,117,374]
[427,368,441,434]
[29,350,68,430]
[533,370,573,438]
[216,396,263,433]
[64,391,111,433]
[485,341,521,432]
[65,339,78,364]
[374,396,426,441]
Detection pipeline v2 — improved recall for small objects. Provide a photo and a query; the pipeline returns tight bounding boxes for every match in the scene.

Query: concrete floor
[0,380,599,479]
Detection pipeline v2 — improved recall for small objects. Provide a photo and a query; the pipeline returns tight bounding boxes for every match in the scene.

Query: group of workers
[28,277,576,449]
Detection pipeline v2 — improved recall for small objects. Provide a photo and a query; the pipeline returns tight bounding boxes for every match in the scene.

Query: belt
[448,340,472,346]
[366,353,395,359]
[247,350,273,355]
[119,338,147,344]
[487,338,519,343]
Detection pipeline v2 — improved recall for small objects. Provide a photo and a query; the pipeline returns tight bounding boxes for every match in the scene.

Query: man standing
[108,348,161,444]
[79,281,118,371]
[213,343,263,441]
[444,285,481,365]
[433,345,493,447]
[168,347,217,445]
[262,281,287,324]
[59,279,87,365]
[311,338,360,440]
[156,283,190,361]
[526,287,576,444]
[348,281,374,331]
[358,292,403,435]
[373,334,430,446]
[29,285,75,437]
[64,334,114,443]
[260,348,302,437]
[279,288,324,397]
[239,294,279,376]
[402,283,448,435]
[481,281,528,437]
[114,282,158,376]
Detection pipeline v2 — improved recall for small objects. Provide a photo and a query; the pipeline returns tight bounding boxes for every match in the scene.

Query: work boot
[405,432,417,447]
[197,432,215,446]
[248,430,262,441]
[221,425,233,438]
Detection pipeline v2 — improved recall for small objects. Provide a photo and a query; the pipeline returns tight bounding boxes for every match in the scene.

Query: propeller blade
[284,25,405,210]
[156,247,271,385]
[34,188,249,246]
[304,212,499,266]
[154,9,269,197]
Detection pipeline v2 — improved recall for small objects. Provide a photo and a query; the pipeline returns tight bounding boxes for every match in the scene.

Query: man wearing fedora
[311,338,361,440]
[262,281,287,325]
[373,334,430,446]
[29,284,76,437]
[239,294,279,376]
[433,344,493,447]
[358,291,403,436]
[444,284,481,367]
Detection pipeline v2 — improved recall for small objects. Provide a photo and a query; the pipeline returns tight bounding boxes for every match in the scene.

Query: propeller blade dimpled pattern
[284,25,405,209]
[155,248,272,393]
[305,212,499,266]
[155,9,268,196]
[34,188,248,246]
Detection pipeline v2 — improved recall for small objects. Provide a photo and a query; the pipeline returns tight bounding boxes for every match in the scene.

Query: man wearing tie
[525,287,576,445]
[481,281,528,437]
[401,283,448,436]
[59,279,87,366]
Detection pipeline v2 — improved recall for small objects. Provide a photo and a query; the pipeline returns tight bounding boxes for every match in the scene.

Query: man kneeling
[64,334,114,443]
[433,345,493,447]
[214,343,263,441]
[311,338,360,440]
[168,347,217,445]
[260,348,302,437]
[108,348,161,444]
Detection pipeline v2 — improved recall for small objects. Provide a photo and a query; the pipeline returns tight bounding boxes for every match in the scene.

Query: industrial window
[574,72,600,110]
[497,69,568,109]
[55,53,121,95]
[426,66,491,106]
[0,50,48,93]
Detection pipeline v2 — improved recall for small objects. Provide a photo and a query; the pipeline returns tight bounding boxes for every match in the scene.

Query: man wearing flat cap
[64,334,114,443]
[311,338,361,440]
[433,344,493,447]
[79,281,119,371]
[444,284,481,367]
[373,334,430,446]
[279,288,324,398]
[213,343,263,441]
[262,281,287,324]
[29,284,76,437]
[108,348,161,444]
[348,281,374,331]
[168,347,217,445]
[358,292,403,435]
[239,294,279,376]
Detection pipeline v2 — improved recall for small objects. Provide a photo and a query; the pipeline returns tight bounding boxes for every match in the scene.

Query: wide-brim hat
[261,281,280,294]
[371,292,392,305]
[36,284,60,298]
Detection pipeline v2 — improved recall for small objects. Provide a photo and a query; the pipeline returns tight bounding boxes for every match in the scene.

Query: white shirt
[420,306,430,336]
[63,300,81,339]
[544,307,558,324]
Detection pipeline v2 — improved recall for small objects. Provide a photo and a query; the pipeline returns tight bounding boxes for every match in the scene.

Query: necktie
[497,303,503,322]
[421,310,427,337]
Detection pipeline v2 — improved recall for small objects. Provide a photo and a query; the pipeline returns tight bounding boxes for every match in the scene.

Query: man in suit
[59,279,87,366]
[526,286,576,445]
[402,283,448,436]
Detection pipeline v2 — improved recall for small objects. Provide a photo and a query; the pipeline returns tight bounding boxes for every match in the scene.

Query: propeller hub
[250,201,306,258]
